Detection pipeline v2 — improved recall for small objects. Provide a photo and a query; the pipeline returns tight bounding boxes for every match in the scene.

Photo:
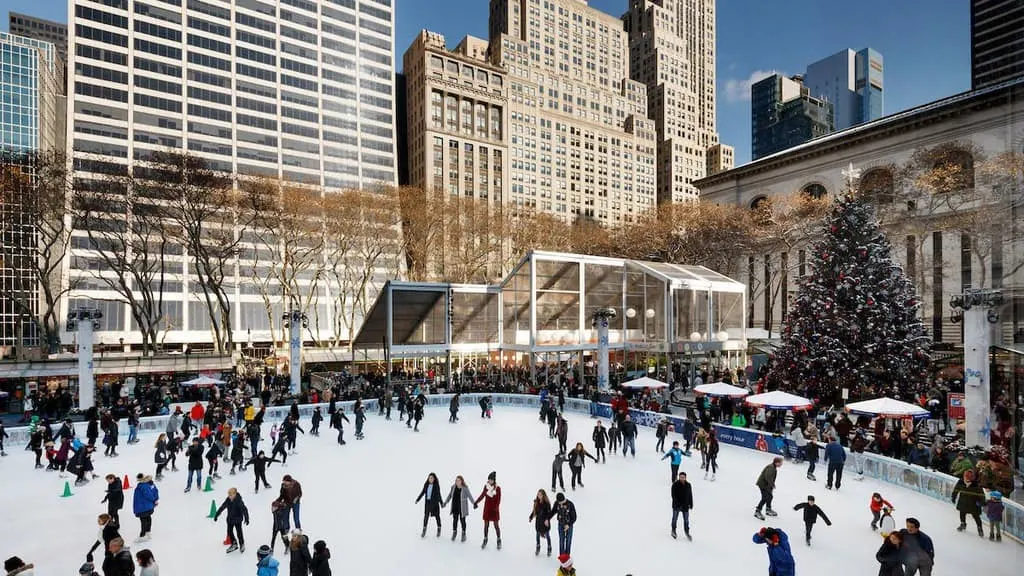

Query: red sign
[948,393,965,419]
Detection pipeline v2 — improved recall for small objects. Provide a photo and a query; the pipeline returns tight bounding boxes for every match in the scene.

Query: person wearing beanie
[553,492,577,555]
[985,490,1004,542]
[951,469,985,536]
[473,471,502,550]
[309,540,331,576]
[256,545,280,576]
[556,553,576,575]
[2,556,33,576]
[754,458,782,520]
[792,495,831,545]
[752,527,795,576]
[79,562,99,576]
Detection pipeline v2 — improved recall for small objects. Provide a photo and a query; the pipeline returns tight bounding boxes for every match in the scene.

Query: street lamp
[66,308,103,411]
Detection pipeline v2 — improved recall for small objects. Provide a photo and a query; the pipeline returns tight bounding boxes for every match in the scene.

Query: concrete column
[963,307,992,448]
[289,315,302,396]
[596,315,610,391]
[77,318,95,411]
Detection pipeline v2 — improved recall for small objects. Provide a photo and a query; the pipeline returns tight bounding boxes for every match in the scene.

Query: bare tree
[0,150,75,354]
[73,165,173,354]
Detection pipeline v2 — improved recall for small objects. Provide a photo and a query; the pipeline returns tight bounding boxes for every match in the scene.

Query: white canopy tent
[179,375,225,387]
[744,390,814,411]
[693,382,749,398]
[845,397,930,419]
[620,376,668,389]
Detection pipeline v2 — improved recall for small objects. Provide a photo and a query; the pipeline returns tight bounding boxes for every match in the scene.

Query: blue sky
[4,0,969,164]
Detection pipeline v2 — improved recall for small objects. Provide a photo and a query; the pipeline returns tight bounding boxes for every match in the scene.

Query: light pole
[66,308,103,411]
[282,309,309,396]
[591,307,616,391]
[950,288,1002,447]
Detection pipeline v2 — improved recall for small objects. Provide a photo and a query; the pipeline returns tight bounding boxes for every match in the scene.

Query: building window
[801,183,827,199]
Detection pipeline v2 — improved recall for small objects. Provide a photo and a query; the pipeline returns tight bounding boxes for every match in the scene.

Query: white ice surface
[1,407,1019,575]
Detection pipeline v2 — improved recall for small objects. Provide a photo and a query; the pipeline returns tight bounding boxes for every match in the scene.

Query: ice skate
[805,536,811,546]
[989,534,995,541]
[710,473,716,481]
[135,535,150,543]
[225,543,238,553]
[547,544,552,556]
[703,471,708,480]
[480,537,488,549]
[977,527,984,537]
[807,474,816,481]
[461,532,466,543]
[754,510,765,520]
[452,531,457,542]
[184,487,191,493]
[436,525,441,538]
[671,530,677,539]
[957,523,966,532]
[871,522,878,531]
[765,509,778,517]
[263,483,271,489]
[229,469,236,476]
[996,534,1002,542]
[496,538,501,550]
[239,544,245,553]
[421,527,426,538]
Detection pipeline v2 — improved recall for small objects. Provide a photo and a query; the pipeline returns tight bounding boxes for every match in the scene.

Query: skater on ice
[662,440,685,483]
[442,475,475,542]
[310,540,331,576]
[824,434,846,490]
[184,437,204,493]
[282,475,303,530]
[135,549,158,576]
[474,471,502,550]
[591,420,608,463]
[288,530,312,576]
[670,471,693,540]
[875,531,905,576]
[703,429,719,481]
[567,442,597,490]
[553,492,576,555]
[896,518,934,576]
[132,474,159,542]
[754,457,782,520]
[256,545,279,576]
[870,493,895,531]
[951,469,985,536]
[985,491,1004,542]
[752,527,794,576]
[528,489,553,556]
[556,553,575,576]
[792,495,831,545]
[214,487,250,554]
[415,472,444,538]
[102,473,125,525]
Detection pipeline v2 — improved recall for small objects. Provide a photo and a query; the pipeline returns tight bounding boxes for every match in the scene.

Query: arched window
[860,168,895,204]
[749,195,768,210]
[801,183,827,199]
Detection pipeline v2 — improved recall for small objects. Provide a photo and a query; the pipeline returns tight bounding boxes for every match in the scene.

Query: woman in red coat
[474,471,502,550]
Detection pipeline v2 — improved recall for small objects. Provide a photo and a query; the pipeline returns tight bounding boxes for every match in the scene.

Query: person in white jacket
[790,426,807,463]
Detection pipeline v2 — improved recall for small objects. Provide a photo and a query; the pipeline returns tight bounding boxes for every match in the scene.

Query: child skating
[214,487,250,553]
[752,527,795,576]
[985,491,1004,541]
[869,493,894,531]
[792,495,831,545]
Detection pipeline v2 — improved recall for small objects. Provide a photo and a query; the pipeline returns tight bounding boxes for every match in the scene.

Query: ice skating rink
[2,408,1019,575]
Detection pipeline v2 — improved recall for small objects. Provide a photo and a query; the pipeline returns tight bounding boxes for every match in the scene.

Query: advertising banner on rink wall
[5,392,1020,542]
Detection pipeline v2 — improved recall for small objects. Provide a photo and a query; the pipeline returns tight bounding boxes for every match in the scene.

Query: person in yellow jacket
[244,404,256,424]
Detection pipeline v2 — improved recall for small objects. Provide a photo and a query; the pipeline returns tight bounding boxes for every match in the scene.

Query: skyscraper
[487,0,658,224]
[751,74,833,160]
[623,0,729,204]
[804,47,884,131]
[0,32,64,350]
[8,12,68,61]
[971,0,1024,89]
[66,0,397,344]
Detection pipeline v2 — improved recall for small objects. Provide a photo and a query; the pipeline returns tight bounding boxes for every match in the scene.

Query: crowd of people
[2,373,1017,576]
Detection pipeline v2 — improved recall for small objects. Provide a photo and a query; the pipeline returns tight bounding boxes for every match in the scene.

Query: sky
[3,0,970,165]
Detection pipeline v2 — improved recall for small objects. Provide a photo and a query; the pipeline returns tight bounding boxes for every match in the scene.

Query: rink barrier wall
[6,393,1022,541]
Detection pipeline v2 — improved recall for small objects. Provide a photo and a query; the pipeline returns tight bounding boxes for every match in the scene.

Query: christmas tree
[768,193,931,401]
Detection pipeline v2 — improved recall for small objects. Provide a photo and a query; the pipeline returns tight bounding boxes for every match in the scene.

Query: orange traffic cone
[123,474,131,489]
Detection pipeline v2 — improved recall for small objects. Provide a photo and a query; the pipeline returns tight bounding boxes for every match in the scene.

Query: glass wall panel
[502,263,530,345]
[583,262,623,344]
[452,291,499,344]
[712,291,744,338]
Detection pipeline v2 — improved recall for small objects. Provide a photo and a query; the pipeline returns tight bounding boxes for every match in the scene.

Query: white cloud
[724,69,779,103]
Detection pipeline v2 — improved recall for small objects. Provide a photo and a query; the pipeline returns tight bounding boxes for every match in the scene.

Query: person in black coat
[952,469,986,536]
[528,489,554,556]
[206,441,223,479]
[876,531,905,576]
[230,430,247,475]
[185,437,204,492]
[793,495,832,545]
[214,487,250,553]
[416,472,444,538]
[330,408,350,446]
[87,415,100,447]
[592,421,609,463]
[547,405,558,439]
[289,531,312,576]
[86,513,121,563]
[670,472,693,540]
[310,407,323,436]
[310,540,331,576]
[449,394,460,423]
[245,450,279,493]
[412,395,425,431]
[101,474,125,525]
[551,452,568,492]
[101,537,135,576]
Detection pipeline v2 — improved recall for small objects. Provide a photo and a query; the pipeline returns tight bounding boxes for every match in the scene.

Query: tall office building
[623,0,728,204]
[403,31,509,204]
[487,0,658,224]
[0,32,64,350]
[751,74,833,160]
[67,0,397,344]
[804,47,883,131]
[971,0,1024,89]
[8,12,68,61]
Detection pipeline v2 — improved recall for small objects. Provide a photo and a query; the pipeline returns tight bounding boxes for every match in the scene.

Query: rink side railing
[6,393,1021,541]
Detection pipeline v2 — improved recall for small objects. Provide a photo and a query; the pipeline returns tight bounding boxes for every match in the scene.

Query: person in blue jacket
[133,473,160,542]
[752,527,795,576]
[256,544,280,576]
[823,435,847,490]
[661,441,685,482]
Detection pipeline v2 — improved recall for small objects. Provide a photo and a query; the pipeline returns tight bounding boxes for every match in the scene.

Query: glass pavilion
[352,251,747,387]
